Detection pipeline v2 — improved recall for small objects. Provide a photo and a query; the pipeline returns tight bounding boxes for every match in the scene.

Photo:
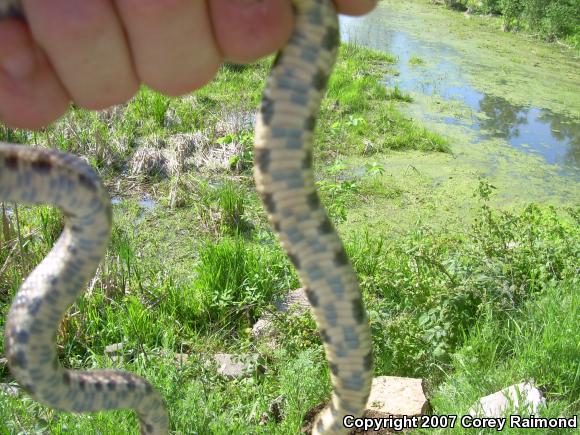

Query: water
[137,198,157,211]
[111,197,156,210]
[340,7,580,176]
[111,196,157,222]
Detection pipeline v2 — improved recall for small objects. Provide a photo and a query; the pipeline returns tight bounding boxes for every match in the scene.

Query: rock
[302,377,428,434]
[469,382,546,417]
[365,376,430,417]
[258,395,285,425]
[173,353,190,367]
[0,357,7,370]
[252,288,311,343]
[156,350,190,369]
[213,353,260,379]
[105,342,124,355]
[251,317,276,341]
[273,288,311,315]
[104,342,127,364]
[0,383,20,397]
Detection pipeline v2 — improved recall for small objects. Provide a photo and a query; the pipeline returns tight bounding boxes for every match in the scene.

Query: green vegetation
[435,0,580,45]
[1,40,578,434]
[362,187,578,380]
[409,54,426,66]
[322,44,448,156]
[431,279,579,433]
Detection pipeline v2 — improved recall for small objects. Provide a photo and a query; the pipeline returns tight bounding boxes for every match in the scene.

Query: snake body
[0,1,372,434]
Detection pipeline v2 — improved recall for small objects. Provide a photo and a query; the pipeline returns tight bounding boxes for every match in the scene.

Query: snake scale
[0,0,373,433]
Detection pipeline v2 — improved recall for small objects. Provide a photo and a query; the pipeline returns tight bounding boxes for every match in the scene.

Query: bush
[439,0,580,42]
[346,181,578,381]
[193,237,290,328]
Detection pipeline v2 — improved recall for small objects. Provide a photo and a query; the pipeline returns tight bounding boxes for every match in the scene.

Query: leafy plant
[272,309,320,355]
[194,237,287,328]
[363,162,386,176]
[386,86,413,102]
[219,130,254,172]
[440,0,580,43]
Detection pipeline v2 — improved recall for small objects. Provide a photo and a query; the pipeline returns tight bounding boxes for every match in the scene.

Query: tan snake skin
[0,0,373,433]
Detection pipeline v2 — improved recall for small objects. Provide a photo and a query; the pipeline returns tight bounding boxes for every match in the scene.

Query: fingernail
[2,46,36,79]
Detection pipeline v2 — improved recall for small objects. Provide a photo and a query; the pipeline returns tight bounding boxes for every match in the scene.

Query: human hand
[0,0,376,130]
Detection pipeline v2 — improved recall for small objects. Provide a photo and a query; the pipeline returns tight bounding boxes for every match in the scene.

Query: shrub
[439,0,579,42]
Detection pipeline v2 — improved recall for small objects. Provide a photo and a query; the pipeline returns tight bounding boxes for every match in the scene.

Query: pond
[340,1,580,178]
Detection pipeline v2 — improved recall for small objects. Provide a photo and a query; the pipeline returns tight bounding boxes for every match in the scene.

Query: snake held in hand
[0,1,373,433]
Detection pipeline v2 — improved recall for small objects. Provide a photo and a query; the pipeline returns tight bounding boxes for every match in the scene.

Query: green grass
[409,55,426,66]
[321,45,449,156]
[1,41,578,434]
[386,86,414,102]
[429,279,579,434]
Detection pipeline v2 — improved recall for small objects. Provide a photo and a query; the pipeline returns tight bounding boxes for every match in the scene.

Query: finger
[116,0,221,96]
[23,0,139,110]
[334,0,377,16]
[0,19,69,129]
[209,0,293,64]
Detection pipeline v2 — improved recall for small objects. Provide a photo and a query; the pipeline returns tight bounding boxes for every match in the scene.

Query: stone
[0,383,20,397]
[302,377,429,434]
[157,350,191,369]
[252,288,311,343]
[213,353,260,379]
[104,342,127,364]
[104,342,124,355]
[251,317,276,341]
[173,353,190,366]
[273,288,311,315]
[365,376,430,417]
[469,382,546,418]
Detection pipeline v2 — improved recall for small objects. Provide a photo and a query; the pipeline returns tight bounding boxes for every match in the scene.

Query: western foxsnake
[0,1,373,433]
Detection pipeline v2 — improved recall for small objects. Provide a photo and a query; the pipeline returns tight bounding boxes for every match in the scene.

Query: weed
[216,181,248,235]
[193,237,287,328]
[409,55,426,66]
[386,86,414,102]
[218,130,254,173]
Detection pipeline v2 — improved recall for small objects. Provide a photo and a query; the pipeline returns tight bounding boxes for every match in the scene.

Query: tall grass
[430,279,579,433]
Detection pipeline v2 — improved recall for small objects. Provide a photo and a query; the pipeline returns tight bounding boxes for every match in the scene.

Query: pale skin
[0,0,376,129]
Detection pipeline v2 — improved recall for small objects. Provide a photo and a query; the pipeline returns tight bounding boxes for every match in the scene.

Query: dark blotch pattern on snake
[0,0,373,433]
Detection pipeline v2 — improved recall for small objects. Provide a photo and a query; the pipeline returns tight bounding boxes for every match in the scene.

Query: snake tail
[0,144,169,434]
[253,0,373,433]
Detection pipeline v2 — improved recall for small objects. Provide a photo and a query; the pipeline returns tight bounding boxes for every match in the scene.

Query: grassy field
[0,42,578,434]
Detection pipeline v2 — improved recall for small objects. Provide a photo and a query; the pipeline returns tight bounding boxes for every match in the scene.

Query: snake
[0,0,373,433]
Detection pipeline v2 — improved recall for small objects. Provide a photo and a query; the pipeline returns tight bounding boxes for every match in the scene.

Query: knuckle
[140,54,221,97]
[49,1,111,40]
[121,0,191,17]
[74,83,138,111]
